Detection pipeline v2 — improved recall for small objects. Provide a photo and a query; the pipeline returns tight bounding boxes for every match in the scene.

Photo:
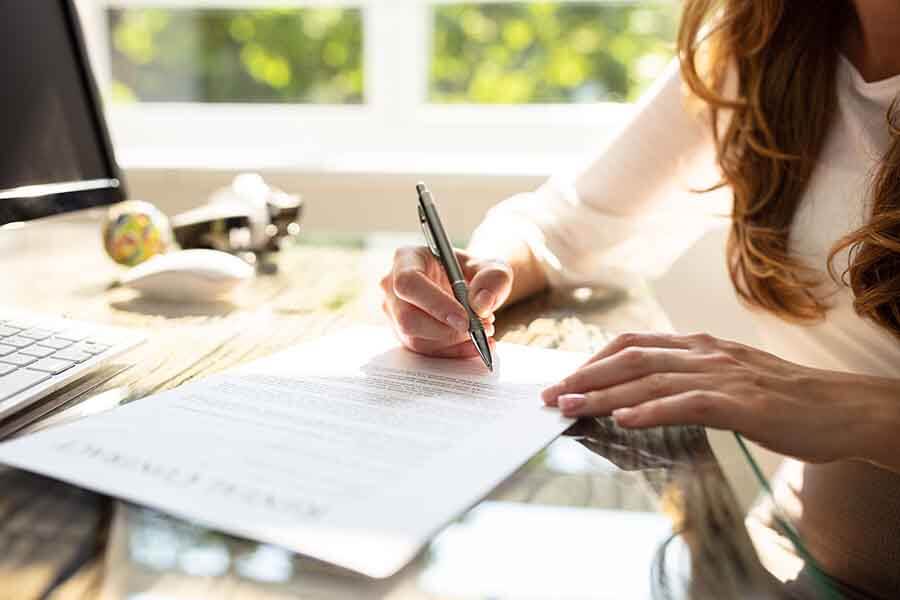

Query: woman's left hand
[542,332,899,466]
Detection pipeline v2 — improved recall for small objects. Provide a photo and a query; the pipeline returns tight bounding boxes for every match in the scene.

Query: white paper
[0,327,582,578]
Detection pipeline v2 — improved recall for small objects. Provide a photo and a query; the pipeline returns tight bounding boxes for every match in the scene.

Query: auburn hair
[677,0,900,336]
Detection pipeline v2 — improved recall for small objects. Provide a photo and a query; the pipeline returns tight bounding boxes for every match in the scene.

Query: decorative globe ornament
[102,200,172,266]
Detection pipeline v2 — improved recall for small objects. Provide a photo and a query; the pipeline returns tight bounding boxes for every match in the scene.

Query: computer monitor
[0,0,125,225]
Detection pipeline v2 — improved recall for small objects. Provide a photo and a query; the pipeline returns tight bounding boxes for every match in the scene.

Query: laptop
[0,0,145,421]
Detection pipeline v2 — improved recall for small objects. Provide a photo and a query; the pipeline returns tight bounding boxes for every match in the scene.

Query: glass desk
[0,216,828,599]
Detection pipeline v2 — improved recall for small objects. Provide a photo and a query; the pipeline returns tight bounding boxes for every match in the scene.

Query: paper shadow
[109,296,238,319]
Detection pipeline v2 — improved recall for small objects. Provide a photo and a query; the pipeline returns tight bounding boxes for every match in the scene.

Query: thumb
[467,259,513,317]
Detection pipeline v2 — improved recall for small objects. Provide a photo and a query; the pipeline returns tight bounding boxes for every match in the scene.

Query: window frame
[76,0,644,174]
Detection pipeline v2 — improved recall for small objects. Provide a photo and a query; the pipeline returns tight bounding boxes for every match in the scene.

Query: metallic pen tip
[478,351,494,372]
[471,331,493,372]
[415,182,427,196]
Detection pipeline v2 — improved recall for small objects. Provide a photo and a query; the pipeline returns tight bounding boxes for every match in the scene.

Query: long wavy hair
[677,0,900,336]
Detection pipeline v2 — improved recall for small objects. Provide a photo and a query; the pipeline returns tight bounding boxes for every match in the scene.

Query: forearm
[467,235,547,308]
[856,375,900,474]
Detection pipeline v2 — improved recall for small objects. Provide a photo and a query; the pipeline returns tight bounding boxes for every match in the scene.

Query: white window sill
[110,103,634,178]
[117,147,586,179]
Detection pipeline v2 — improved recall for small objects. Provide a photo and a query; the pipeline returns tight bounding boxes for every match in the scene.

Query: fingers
[383,296,470,342]
[553,372,713,417]
[392,247,469,331]
[388,247,513,323]
[404,337,497,359]
[381,246,507,359]
[611,391,739,431]
[581,332,695,367]
[466,259,513,317]
[542,348,710,405]
[553,386,741,431]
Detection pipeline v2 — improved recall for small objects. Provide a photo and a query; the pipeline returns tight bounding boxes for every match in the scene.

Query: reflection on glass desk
[102,419,767,600]
[0,218,832,599]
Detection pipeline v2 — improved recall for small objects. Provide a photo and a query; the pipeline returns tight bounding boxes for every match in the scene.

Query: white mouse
[119,249,254,302]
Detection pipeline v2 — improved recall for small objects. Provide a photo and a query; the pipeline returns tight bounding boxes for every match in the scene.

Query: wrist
[856,377,900,473]
[466,238,547,309]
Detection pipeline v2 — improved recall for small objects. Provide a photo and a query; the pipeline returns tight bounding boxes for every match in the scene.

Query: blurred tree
[108,2,677,105]
[431,2,679,103]
[109,8,364,103]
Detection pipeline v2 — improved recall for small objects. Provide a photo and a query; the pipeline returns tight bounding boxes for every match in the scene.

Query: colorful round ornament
[102,200,172,266]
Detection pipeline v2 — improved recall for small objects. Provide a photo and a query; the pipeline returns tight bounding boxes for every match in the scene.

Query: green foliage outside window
[431,3,679,103]
[109,8,364,103]
[108,3,678,105]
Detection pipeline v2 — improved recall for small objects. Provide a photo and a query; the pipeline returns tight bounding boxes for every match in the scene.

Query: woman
[381,1,900,597]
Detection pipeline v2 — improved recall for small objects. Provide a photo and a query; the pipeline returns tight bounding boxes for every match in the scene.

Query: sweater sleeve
[470,60,723,289]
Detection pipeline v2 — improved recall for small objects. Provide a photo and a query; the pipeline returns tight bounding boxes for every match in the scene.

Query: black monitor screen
[0,0,124,224]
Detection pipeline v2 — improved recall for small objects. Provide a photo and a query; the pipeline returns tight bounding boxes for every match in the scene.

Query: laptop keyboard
[0,311,142,413]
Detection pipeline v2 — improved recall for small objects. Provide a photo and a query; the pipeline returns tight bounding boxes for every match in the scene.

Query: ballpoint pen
[416,182,494,371]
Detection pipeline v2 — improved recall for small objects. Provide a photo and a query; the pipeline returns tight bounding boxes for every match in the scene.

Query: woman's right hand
[381,246,514,358]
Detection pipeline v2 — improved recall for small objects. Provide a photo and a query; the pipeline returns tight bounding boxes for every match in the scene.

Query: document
[0,327,582,578]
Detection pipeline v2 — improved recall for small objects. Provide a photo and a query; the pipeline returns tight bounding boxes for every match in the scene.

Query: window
[76,1,679,172]
[431,3,677,104]
[108,7,364,103]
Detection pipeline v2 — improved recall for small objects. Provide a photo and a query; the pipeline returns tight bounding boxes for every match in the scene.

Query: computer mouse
[119,249,254,302]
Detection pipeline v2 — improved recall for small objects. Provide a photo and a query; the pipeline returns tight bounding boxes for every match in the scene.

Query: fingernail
[558,394,586,414]
[613,407,636,426]
[541,385,560,405]
[472,290,494,316]
[447,314,468,331]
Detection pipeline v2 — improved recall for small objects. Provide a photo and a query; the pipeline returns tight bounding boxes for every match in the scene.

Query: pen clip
[418,205,439,257]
